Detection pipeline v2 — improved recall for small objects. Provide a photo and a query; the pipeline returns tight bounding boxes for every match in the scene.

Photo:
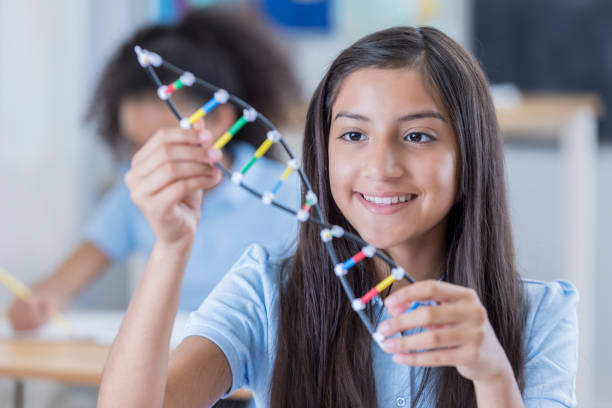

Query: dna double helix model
[135,46,431,347]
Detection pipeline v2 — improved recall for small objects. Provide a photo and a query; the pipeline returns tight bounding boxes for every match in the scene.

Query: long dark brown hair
[270,26,527,407]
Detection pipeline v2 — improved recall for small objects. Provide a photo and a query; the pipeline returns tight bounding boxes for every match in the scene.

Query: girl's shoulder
[184,243,287,338]
[183,243,288,398]
[521,278,578,313]
[230,242,290,274]
[520,278,578,356]
[217,243,291,301]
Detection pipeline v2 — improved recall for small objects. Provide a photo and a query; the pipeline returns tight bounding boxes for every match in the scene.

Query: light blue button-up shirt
[84,142,299,310]
[184,244,578,407]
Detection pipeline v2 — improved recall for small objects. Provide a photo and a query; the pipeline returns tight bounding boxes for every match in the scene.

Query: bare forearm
[474,368,524,408]
[98,239,193,408]
[34,242,110,307]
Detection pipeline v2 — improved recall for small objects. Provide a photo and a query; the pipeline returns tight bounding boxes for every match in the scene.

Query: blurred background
[0,0,609,406]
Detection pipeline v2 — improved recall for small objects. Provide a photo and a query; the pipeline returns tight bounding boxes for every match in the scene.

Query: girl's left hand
[377,280,514,384]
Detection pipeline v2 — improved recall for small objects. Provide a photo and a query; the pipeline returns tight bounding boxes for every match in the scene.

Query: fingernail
[199,131,210,141]
[378,322,390,336]
[385,296,398,307]
[208,148,222,161]
[382,340,395,353]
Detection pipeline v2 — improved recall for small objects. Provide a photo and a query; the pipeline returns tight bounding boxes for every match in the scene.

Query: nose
[362,137,404,180]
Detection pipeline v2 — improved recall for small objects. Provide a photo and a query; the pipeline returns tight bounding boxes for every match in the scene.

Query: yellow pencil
[0,267,70,330]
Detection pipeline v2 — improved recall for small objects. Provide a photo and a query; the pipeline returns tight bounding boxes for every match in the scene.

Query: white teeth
[362,193,413,205]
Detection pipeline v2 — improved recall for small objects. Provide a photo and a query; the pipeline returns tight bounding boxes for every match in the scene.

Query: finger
[150,174,223,212]
[384,280,478,309]
[193,119,219,151]
[378,301,485,336]
[131,128,204,167]
[382,326,483,354]
[391,346,466,367]
[386,300,438,317]
[9,297,48,330]
[38,298,53,318]
[192,118,211,143]
[135,143,222,178]
[132,162,220,199]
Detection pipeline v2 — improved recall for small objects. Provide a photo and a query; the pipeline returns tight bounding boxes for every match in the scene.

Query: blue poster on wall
[156,0,330,29]
[158,0,189,21]
[260,0,330,30]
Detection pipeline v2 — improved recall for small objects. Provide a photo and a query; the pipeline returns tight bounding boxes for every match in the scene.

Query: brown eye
[341,132,366,142]
[405,132,434,143]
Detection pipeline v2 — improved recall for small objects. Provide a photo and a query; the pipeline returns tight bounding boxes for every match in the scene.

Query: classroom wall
[505,144,611,408]
[0,0,154,310]
[0,0,91,306]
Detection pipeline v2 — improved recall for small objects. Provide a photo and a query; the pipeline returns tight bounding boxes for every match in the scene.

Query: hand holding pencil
[0,267,69,331]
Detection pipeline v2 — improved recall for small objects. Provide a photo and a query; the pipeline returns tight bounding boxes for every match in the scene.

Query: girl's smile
[355,191,418,215]
[328,67,459,274]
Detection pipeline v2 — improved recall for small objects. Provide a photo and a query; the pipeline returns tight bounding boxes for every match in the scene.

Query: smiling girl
[98,26,578,407]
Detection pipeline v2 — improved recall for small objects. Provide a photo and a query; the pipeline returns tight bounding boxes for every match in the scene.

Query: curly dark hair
[86,6,301,157]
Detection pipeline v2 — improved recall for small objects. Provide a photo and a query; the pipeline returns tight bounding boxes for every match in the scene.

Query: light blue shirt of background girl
[83,142,299,310]
[183,244,578,407]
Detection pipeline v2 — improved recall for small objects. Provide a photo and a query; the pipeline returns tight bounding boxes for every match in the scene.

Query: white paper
[0,309,189,349]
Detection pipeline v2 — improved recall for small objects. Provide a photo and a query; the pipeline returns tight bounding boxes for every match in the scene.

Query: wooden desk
[0,337,252,407]
[0,339,108,386]
[497,92,603,407]
[498,93,604,139]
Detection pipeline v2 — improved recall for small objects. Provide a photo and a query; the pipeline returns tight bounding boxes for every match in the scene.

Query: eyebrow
[334,110,447,123]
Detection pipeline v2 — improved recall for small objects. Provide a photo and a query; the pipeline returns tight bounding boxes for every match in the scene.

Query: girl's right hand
[8,293,54,331]
[125,120,223,246]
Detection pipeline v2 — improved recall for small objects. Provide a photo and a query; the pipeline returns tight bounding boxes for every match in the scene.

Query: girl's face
[119,93,235,150]
[328,67,459,252]
[119,93,179,149]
